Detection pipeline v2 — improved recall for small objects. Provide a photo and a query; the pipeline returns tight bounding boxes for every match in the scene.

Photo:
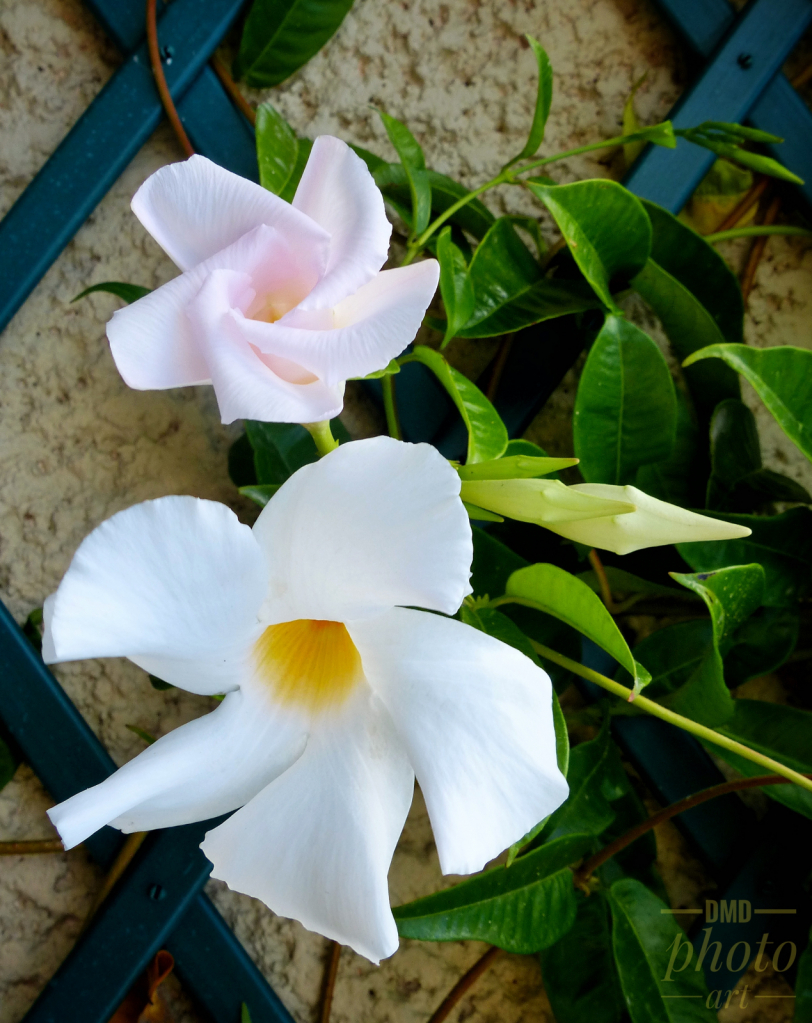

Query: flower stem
[303,420,339,457]
[318,940,341,1023]
[381,375,402,440]
[705,224,811,244]
[146,0,194,158]
[0,839,64,855]
[428,946,502,1023]
[405,174,511,258]
[526,638,812,795]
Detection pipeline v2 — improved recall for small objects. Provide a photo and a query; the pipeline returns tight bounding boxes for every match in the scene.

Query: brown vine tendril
[0,839,64,855]
[573,772,810,886]
[715,176,768,234]
[484,335,514,402]
[587,549,619,613]
[211,55,257,126]
[427,946,502,1023]
[318,940,341,1023]
[146,0,195,158]
[80,831,148,934]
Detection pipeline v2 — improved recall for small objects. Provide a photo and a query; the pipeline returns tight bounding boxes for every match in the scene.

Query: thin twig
[80,831,148,933]
[211,55,257,126]
[0,839,65,855]
[484,336,514,402]
[741,194,781,304]
[146,0,194,157]
[574,773,808,885]
[792,59,812,89]
[318,941,341,1023]
[587,549,618,613]
[428,946,502,1023]
[715,176,768,234]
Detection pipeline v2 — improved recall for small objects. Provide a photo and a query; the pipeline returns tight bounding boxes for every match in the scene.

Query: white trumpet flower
[460,478,751,555]
[43,438,567,963]
[107,140,439,424]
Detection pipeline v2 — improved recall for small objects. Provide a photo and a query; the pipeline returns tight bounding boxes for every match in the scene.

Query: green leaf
[239,483,282,507]
[677,507,812,607]
[528,180,652,311]
[457,454,579,480]
[352,359,400,380]
[704,700,812,819]
[622,73,648,167]
[393,833,593,952]
[505,563,651,693]
[541,892,626,1023]
[724,606,799,686]
[677,124,803,185]
[245,421,318,485]
[241,1004,253,1023]
[574,314,677,485]
[374,164,495,240]
[684,344,812,462]
[616,620,711,700]
[149,674,175,691]
[458,218,598,337]
[512,36,553,163]
[436,227,474,348]
[470,527,528,599]
[707,398,811,510]
[377,110,431,236]
[636,390,703,508]
[402,347,508,463]
[72,282,151,304]
[126,724,156,745]
[235,0,355,88]
[608,878,716,1022]
[255,104,312,201]
[578,566,689,601]
[662,565,764,726]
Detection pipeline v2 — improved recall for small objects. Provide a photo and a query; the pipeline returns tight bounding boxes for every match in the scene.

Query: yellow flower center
[254,619,364,713]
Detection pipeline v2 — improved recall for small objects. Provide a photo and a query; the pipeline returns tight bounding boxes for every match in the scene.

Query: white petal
[292,136,392,311]
[252,436,472,623]
[44,496,267,695]
[107,267,211,389]
[248,262,440,387]
[558,484,753,555]
[201,686,413,963]
[132,155,329,272]
[48,689,306,849]
[349,607,569,876]
[187,269,344,425]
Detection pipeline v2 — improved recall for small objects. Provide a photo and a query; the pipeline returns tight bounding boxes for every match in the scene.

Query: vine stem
[318,941,341,1023]
[587,549,618,613]
[574,772,808,884]
[211,55,256,125]
[303,420,339,457]
[705,224,811,244]
[81,831,148,933]
[0,839,64,855]
[489,629,812,794]
[427,946,502,1023]
[146,0,194,158]
[741,195,782,303]
[381,375,402,439]
[714,176,768,233]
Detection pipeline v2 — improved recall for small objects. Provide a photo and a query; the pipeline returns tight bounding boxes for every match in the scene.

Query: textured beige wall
[0,0,810,1021]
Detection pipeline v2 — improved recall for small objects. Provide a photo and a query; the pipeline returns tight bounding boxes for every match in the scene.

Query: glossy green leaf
[636,390,703,508]
[677,507,812,607]
[245,421,318,485]
[512,36,553,163]
[235,0,355,88]
[457,454,578,480]
[541,892,626,1023]
[352,358,401,380]
[254,104,312,201]
[373,164,495,240]
[73,282,151,304]
[528,180,652,311]
[704,700,812,819]
[578,566,689,601]
[401,347,508,463]
[661,565,764,725]
[239,483,281,507]
[608,878,716,1022]
[616,620,711,700]
[707,398,810,510]
[470,527,528,599]
[149,674,175,691]
[241,1004,253,1023]
[506,563,651,693]
[724,606,799,686]
[574,314,677,485]
[378,110,431,236]
[393,833,592,952]
[458,218,598,338]
[436,227,474,348]
[684,344,812,462]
